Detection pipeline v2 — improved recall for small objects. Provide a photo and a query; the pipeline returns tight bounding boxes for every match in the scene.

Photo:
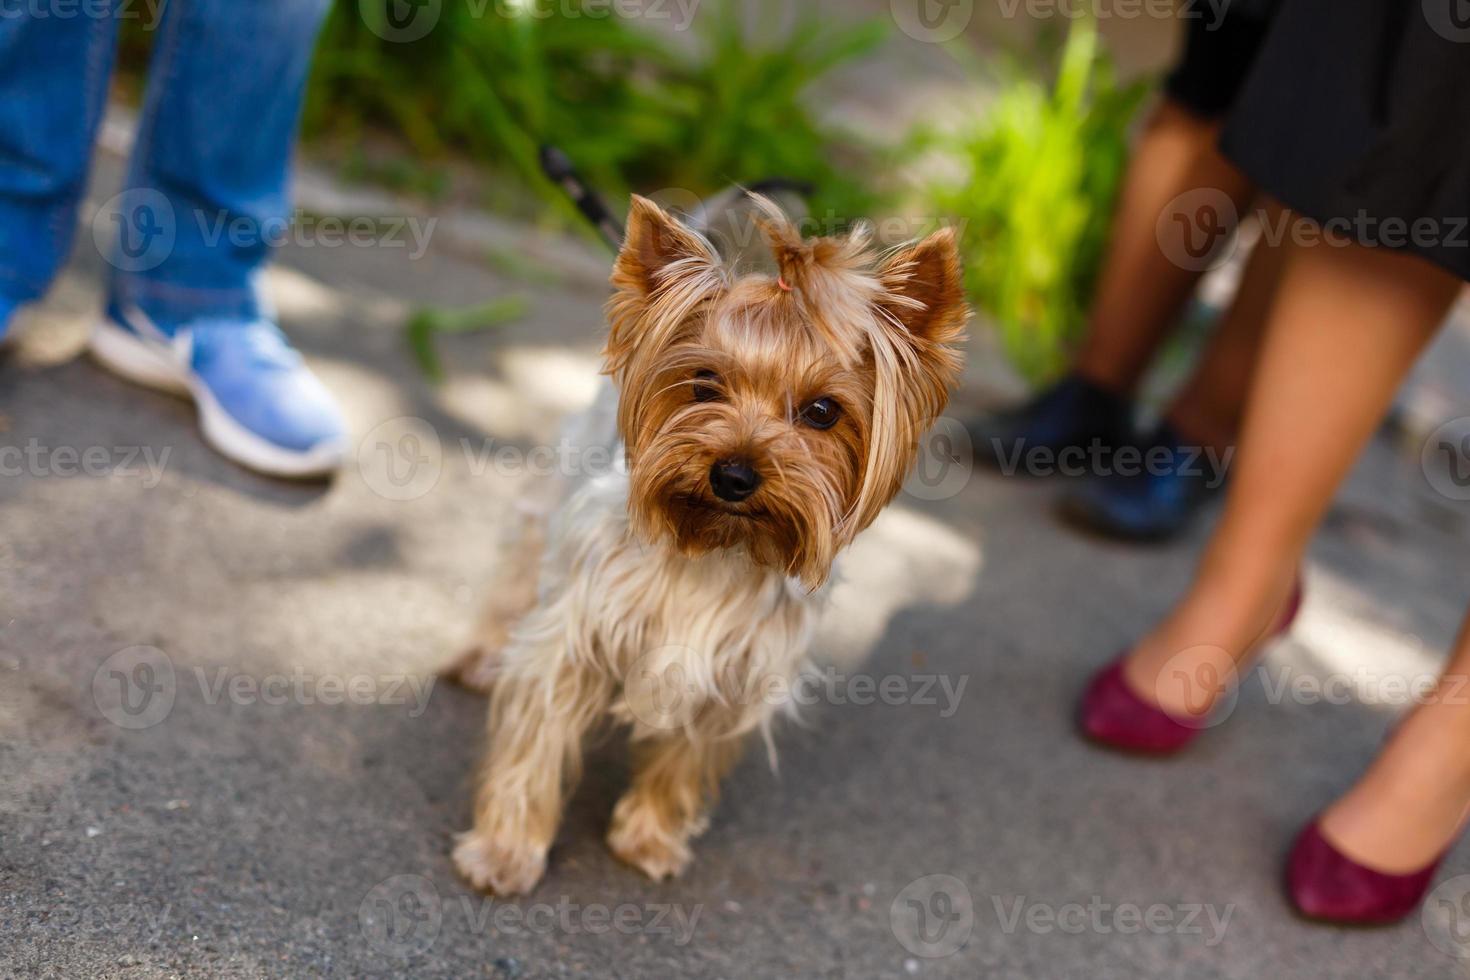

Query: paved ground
[4,143,1470,980]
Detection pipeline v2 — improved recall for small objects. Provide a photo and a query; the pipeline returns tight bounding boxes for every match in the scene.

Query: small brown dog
[451,195,968,895]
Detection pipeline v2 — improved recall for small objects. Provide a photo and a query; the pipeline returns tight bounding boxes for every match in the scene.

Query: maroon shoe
[1286,818,1449,924]
[1077,578,1303,755]
[1078,657,1203,753]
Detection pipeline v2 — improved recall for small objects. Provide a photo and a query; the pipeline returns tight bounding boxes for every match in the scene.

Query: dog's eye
[799,397,841,430]
[692,370,722,402]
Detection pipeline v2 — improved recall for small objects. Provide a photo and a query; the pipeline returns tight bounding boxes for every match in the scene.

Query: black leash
[538,144,814,253]
[538,146,625,251]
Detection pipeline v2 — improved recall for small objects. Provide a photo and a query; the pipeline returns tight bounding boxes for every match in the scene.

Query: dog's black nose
[709,459,761,503]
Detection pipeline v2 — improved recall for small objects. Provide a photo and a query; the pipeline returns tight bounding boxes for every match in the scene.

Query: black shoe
[1056,422,1227,542]
[968,374,1133,473]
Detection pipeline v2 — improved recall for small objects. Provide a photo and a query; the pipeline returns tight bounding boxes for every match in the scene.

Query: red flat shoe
[1286,818,1451,924]
[1078,656,1203,753]
[1077,579,1303,755]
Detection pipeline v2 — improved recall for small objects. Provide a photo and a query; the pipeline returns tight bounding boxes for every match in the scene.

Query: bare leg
[1074,100,1256,394]
[1122,228,1461,718]
[453,649,612,895]
[1318,608,1470,872]
[607,723,746,881]
[1163,205,1289,452]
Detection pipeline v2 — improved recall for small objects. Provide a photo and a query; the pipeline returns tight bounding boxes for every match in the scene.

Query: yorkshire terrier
[449,195,968,895]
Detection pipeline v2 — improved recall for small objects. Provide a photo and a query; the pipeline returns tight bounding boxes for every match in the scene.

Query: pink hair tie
[776,275,793,292]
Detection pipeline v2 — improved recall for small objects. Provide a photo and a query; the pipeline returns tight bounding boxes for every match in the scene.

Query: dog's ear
[844,229,969,537]
[876,227,969,351]
[606,195,722,376]
[874,228,968,422]
[612,195,718,300]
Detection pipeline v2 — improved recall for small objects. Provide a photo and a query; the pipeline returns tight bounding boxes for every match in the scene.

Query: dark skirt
[1218,0,1470,282]
[1163,0,1278,119]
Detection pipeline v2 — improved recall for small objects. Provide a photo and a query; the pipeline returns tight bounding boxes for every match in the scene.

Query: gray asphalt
[3,152,1470,979]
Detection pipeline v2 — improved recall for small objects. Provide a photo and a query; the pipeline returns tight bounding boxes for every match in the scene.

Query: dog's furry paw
[452,829,547,895]
[441,644,501,694]
[606,807,693,881]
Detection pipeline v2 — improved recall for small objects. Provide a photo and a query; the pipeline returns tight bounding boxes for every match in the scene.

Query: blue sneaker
[1056,423,1226,542]
[90,303,347,478]
[0,294,16,343]
[967,374,1134,472]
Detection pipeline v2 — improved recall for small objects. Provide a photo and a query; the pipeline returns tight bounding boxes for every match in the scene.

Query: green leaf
[905,15,1150,384]
[405,296,531,383]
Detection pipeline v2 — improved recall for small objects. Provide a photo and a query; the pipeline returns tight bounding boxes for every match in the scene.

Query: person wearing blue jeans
[0,0,346,477]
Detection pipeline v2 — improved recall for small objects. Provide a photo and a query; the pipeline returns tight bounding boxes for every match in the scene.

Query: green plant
[656,3,886,223]
[912,19,1149,383]
[305,0,667,232]
[303,0,885,235]
[405,296,530,383]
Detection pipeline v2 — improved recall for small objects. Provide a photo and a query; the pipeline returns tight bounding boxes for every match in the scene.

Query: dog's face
[605,196,969,588]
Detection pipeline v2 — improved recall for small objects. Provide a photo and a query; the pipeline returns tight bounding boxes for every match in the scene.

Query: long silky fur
[452,194,969,897]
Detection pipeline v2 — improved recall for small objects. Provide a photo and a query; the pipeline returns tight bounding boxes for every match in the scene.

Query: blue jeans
[0,0,331,325]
